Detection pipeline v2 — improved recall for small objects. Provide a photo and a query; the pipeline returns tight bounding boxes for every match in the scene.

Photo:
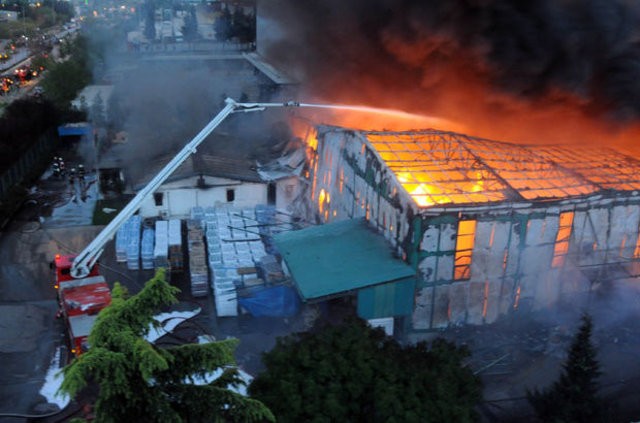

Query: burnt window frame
[153,192,164,206]
[226,188,235,202]
[453,219,477,281]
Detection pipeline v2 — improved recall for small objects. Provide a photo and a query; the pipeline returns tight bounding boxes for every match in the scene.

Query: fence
[0,133,53,201]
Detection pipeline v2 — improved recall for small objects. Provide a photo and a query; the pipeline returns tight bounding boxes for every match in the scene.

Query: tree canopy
[527,313,606,423]
[214,6,232,43]
[143,0,156,41]
[0,98,59,170]
[181,5,198,42]
[231,8,255,46]
[249,318,482,422]
[40,36,91,109]
[60,269,274,423]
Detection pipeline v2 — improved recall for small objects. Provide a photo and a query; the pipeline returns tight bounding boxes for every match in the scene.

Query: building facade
[306,126,640,330]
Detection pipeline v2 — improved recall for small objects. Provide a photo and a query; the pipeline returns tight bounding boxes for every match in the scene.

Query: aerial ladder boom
[70,98,304,278]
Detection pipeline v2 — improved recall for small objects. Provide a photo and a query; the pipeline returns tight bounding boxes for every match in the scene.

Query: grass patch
[92,195,135,225]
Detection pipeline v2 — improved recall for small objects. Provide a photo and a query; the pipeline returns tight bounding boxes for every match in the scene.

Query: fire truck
[53,98,305,356]
[54,254,110,355]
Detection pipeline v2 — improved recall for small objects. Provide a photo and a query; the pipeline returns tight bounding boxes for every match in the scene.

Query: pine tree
[214,6,232,43]
[182,5,198,42]
[527,313,604,423]
[143,0,156,42]
[59,269,274,423]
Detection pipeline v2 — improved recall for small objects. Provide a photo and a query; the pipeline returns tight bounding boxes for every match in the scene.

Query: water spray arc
[71,97,428,278]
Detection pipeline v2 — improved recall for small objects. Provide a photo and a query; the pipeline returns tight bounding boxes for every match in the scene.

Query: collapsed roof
[132,154,262,189]
[358,129,640,208]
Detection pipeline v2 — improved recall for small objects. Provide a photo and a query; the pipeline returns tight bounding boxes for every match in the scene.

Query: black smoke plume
[261,0,640,123]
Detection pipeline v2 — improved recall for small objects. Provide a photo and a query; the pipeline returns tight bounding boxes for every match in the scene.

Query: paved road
[0,161,308,420]
[0,223,106,421]
[0,47,30,74]
[0,164,105,421]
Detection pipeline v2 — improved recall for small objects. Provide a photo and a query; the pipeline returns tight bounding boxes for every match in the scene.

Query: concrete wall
[310,128,640,331]
[138,175,267,218]
[275,176,301,212]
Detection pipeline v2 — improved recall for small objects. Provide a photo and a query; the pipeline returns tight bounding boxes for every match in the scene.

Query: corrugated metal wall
[310,128,640,332]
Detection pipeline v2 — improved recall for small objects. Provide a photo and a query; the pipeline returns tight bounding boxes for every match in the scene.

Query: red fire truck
[54,254,110,355]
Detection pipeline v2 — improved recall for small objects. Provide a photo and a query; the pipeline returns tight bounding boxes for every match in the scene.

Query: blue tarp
[58,123,92,137]
[238,285,300,317]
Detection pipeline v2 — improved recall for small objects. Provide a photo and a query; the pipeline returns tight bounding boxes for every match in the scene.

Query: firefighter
[52,162,60,179]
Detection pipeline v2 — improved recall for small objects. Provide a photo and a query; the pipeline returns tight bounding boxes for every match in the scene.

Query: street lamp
[21,5,26,38]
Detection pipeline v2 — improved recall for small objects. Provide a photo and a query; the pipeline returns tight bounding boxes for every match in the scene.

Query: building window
[318,188,326,213]
[226,189,235,202]
[552,211,574,268]
[454,219,476,280]
[634,231,640,258]
[153,192,163,206]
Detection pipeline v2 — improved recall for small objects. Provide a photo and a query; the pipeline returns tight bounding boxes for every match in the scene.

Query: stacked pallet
[255,205,280,254]
[154,220,169,268]
[187,220,208,297]
[141,227,155,270]
[115,215,143,268]
[205,207,269,317]
[207,211,237,317]
[125,215,142,270]
[190,206,204,223]
[168,219,183,271]
[256,254,285,284]
[115,224,128,263]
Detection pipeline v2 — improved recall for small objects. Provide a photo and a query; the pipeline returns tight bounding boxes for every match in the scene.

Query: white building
[133,150,306,219]
[135,154,268,218]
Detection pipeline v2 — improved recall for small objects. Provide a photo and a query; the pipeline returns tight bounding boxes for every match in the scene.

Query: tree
[231,8,255,46]
[143,0,156,42]
[0,98,60,170]
[30,53,54,72]
[181,5,198,42]
[40,35,92,109]
[60,269,275,423]
[249,318,481,422]
[40,58,90,108]
[214,6,232,43]
[527,313,605,423]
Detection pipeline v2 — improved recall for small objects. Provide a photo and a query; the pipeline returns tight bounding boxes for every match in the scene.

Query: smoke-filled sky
[101,58,293,180]
[260,0,640,145]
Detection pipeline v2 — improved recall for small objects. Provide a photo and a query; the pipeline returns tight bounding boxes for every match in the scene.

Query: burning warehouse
[275,126,640,332]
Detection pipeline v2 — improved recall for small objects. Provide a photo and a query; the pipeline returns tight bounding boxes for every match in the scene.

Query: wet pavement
[0,150,114,421]
[0,152,311,421]
[5,147,638,422]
